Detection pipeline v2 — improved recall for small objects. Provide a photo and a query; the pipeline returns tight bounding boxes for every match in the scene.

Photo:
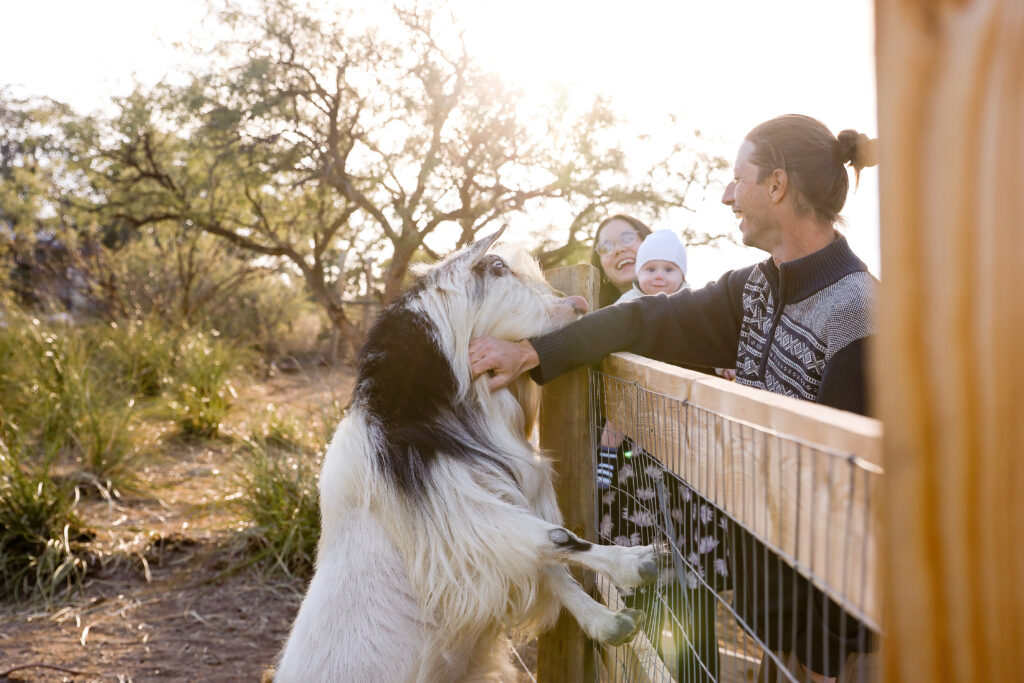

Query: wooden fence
[535,264,883,682]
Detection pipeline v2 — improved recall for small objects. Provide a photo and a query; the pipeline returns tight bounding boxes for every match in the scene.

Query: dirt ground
[0,363,357,683]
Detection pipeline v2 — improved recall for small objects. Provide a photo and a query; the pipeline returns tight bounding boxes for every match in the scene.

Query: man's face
[722,140,775,252]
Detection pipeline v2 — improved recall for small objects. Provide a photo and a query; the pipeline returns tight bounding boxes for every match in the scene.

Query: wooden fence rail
[536,264,883,681]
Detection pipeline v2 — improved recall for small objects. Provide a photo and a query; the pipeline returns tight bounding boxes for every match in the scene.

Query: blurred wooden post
[537,264,601,683]
[875,2,1024,680]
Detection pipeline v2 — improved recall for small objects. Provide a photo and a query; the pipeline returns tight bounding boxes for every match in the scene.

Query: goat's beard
[507,373,542,441]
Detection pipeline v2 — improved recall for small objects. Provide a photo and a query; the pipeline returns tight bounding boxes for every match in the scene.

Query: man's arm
[470,266,753,390]
[816,337,870,416]
[529,266,752,385]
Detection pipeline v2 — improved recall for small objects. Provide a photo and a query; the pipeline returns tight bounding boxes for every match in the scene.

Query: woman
[591,214,652,308]
[590,217,724,682]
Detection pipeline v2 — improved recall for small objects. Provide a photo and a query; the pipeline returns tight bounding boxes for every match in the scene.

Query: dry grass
[0,362,356,682]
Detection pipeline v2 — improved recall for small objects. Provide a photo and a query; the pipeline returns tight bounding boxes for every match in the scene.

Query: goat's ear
[464,224,507,267]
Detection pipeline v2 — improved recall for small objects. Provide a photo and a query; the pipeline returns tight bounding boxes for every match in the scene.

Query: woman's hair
[745,114,878,225]
[591,214,652,308]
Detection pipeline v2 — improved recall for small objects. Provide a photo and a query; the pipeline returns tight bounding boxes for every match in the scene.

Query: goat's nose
[564,295,589,315]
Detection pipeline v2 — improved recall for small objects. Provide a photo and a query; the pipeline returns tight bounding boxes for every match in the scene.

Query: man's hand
[468,337,540,391]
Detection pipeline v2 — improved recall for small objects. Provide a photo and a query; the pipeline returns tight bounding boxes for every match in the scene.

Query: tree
[94,0,729,356]
[0,91,101,310]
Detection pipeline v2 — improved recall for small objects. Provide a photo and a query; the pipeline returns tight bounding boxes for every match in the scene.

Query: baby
[635,230,736,382]
[633,229,689,296]
[598,230,735,480]
[600,230,692,477]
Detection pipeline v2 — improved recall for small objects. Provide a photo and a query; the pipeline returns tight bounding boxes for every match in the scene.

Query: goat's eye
[488,257,507,275]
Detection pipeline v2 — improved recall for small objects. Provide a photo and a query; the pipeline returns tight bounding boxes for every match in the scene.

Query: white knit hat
[635,230,687,277]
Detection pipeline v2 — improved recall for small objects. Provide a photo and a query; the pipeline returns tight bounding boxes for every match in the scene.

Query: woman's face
[596,219,642,292]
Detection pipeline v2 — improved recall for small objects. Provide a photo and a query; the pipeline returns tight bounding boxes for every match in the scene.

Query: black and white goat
[275,228,657,682]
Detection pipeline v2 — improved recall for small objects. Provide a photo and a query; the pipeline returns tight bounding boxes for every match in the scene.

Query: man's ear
[767,168,789,205]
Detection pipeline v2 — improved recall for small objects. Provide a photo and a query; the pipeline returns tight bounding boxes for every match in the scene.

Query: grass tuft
[0,435,89,603]
[235,437,320,579]
[170,331,246,438]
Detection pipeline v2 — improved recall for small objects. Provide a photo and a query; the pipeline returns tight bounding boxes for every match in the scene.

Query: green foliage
[0,315,142,491]
[166,330,248,438]
[0,435,88,603]
[0,312,254,492]
[232,395,349,578]
[235,437,320,578]
[91,318,180,398]
[0,316,80,449]
[0,91,93,239]
[85,0,730,369]
[211,273,317,355]
[90,226,312,353]
[252,407,305,452]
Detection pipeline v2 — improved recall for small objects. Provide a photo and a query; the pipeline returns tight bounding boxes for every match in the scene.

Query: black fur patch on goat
[355,295,507,498]
[548,528,593,552]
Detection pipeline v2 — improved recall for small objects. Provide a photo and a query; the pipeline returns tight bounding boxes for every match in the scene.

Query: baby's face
[637,259,684,296]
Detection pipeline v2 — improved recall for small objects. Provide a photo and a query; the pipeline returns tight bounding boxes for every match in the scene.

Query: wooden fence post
[875,2,1024,680]
[537,264,601,683]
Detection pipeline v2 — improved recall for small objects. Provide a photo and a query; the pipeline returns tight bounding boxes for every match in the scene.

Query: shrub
[0,434,88,603]
[0,315,146,493]
[252,397,344,456]
[94,229,312,354]
[235,438,320,578]
[91,318,180,397]
[69,394,139,493]
[0,316,83,451]
[168,330,247,438]
[253,406,305,452]
[0,315,143,493]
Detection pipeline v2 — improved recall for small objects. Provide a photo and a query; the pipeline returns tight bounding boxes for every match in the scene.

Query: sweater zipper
[757,274,786,381]
[757,308,785,381]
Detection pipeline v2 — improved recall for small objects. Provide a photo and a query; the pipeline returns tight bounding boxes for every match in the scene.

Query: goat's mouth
[547,295,588,328]
[563,295,589,316]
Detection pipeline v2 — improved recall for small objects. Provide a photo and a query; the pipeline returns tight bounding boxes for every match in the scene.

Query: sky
[1,0,879,286]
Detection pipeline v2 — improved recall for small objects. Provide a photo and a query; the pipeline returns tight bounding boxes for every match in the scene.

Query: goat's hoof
[638,558,658,585]
[601,608,643,646]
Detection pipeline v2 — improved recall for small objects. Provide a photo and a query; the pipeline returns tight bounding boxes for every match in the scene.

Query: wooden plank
[604,354,882,468]
[537,264,601,683]
[594,576,673,683]
[875,2,1024,681]
[718,648,760,683]
[599,353,882,630]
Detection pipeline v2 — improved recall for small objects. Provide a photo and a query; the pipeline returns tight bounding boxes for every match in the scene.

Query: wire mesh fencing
[589,369,882,683]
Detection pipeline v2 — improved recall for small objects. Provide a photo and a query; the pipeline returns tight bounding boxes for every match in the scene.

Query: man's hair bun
[837,129,879,172]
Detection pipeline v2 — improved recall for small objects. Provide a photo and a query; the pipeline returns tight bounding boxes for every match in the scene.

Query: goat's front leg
[544,525,658,588]
[542,565,644,647]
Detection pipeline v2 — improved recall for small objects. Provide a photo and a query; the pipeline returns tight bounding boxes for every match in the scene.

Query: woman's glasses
[595,231,639,256]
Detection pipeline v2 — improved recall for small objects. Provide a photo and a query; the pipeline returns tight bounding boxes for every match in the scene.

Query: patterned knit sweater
[530,234,875,415]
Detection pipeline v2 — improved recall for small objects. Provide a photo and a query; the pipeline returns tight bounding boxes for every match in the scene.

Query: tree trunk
[326,304,361,365]
[381,238,420,304]
[304,271,362,364]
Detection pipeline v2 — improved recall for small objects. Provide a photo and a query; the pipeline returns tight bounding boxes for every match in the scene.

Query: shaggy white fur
[275,229,656,682]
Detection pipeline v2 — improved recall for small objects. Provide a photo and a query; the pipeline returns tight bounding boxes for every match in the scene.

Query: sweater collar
[759,234,868,303]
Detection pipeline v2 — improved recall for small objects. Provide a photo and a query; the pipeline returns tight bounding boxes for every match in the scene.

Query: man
[470,115,878,682]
